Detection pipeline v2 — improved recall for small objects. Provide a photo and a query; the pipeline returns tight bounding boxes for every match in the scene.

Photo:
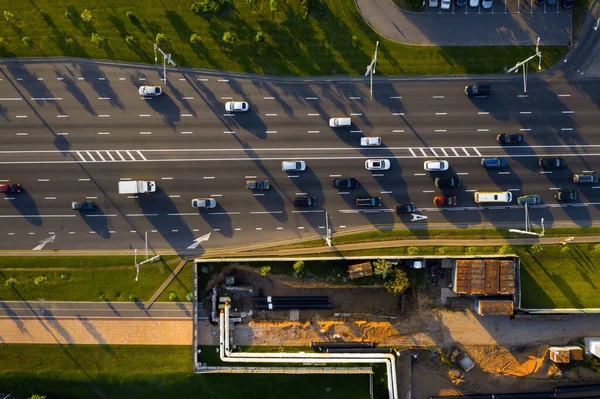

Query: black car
[561,0,572,8]
[395,202,416,215]
[496,133,523,145]
[333,177,359,189]
[434,176,462,188]
[293,196,316,207]
[573,172,599,184]
[481,157,507,168]
[555,190,578,201]
[539,158,566,169]
[72,200,95,211]
[246,180,270,190]
[464,85,490,96]
[356,197,382,207]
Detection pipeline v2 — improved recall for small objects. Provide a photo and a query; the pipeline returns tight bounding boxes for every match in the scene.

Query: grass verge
[0,344,369,399]
[0,255,186,302]
[0,0,567,76]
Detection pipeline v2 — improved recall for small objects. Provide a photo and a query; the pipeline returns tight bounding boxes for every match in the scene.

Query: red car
[433,195,456,206]
[0,183,22,193]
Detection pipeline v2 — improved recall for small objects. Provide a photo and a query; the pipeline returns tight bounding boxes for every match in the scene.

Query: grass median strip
[0,0,567,75]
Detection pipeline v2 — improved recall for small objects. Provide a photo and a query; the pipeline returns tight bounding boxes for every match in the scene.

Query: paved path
[355,0,571,45]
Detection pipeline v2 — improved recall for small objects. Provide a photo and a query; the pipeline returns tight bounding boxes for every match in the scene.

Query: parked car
[71,201,95,211]
[465,85,490,96]
[138,86,162,96]
[456,0,467,6]
[555,190,578,201]
[435,176,462,188]
[246,180,270,190]
[547,0,557,5]
[365,159,390,171]
[329,117,351,128]
[517,195,541,206]
[481,157,507,168]
[293,196,316,207]
[482,0,492,8]
[360,137,382,147]
[429,0,439,7]
[282,160,306,172]
[573,172,599,184]
[395,202,416,215]
[0,183,22,193]
[333,177,359,189]
[469,0,479,6]
[441,0,451,9]
[496,133,523,145]
[225,101,249,112]
[562,0,572,8]
[424,160,449,172]
[192,198,217,208]
[356,197,382,207]
[539,157,566,169]
[433,196,457,206]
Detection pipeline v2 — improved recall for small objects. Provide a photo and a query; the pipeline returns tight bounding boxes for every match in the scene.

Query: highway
[0,43,599,251]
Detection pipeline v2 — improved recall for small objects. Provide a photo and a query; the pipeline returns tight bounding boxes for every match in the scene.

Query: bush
[592,243,600,254]
[22,36,33,48]
[436,247,447,255]
[191,0,230,14]
[64,11,74,20]
[373,259,393,279]
[34,276,48,285]
[4,11,15,23]
[4,277,18,287]
[407,246,419,256]
[384,269,410,296]
[260,266,271,276]
[254,30,265,43]
[169,292,177,301]
[155,32,168,47]
[293,260,305,276]
[28,395,47,399]
[126,11,136,22]
[466,246,478,255]
[128,293,137,301]
[529,244,543,254]
[560,245,570,254]
[186,292,194,301]
[222,31,235,44]
[91,33,104,47]
[39,9,51,22]
[81,9,92,22]
[270,0,278,11]
[99,293,105,301]
[125,35,137,46]
[190,33,202,44]
[497,245,512,255]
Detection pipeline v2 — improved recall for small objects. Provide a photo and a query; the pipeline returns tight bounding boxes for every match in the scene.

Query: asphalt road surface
[0,28,599,252]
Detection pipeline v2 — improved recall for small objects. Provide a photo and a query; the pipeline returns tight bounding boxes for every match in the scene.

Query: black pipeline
[254,303,332,310]
[253,296,331,310]
[253,296,329,303]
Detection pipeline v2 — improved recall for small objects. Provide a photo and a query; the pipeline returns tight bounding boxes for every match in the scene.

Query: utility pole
[365,41,379,100]
[153,44,176,83]
[594,17,600,31]
[325,211,332,247]
[509,204,545,237]
[506,37,542,93]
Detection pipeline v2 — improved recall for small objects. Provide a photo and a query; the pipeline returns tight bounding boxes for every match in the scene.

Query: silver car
[191,198,217,208]
[282,160,306,172]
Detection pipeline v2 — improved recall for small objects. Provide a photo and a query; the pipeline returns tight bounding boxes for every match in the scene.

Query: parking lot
[426,0,570,15]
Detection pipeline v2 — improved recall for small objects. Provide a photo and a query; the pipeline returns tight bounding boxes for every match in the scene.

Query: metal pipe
[311,342,375,349]
[326,348,393,354]
[255,303,332,310]
[253,296,330,303]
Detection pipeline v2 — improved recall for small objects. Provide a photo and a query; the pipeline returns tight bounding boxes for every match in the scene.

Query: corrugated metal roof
[454,259,515,295]
[347,262,373,280]
[476,299,514,316]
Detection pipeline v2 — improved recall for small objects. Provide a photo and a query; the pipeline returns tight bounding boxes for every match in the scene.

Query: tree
[128,293,137,301]
[260,266,271,276]
[81,9,92,22]
[91,33,104,47]
[169,292,177,301]
[384,269,410,296]
[222,31,235,44]
[125,35,137,46]
[4,11,15,23]
[155,32,168,47]
[22,36,33,48]
[407,246,419,256]
[28,395,47,399]
[373,259,393,279]
[64,11,74,20]
[254,30,265,43]
[4,277,18,287]
[126,11,137,22]
[529,244,543,254]
[186,292,193,301]
[190,33,202,44]
[270,0,278,12]
[592,243,600,254]
[34,276,48,285]
[293,260,305,276]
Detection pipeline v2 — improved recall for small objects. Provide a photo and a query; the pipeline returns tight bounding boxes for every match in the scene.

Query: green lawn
[0,0,567,76]
[0,344,369,399]
[0,256,187,302]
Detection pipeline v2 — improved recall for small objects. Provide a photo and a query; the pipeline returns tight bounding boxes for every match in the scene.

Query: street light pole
[365,41,379,100]
[594,17,600,31]
[325,211,332,247]
[509,203,544,237]
[153,44,176,83]
[506,37,542,93]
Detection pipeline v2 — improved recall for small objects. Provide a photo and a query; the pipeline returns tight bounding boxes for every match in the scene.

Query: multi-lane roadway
[0,52,599,251]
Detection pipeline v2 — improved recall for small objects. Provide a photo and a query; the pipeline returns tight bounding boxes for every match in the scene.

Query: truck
[118,180,156,195]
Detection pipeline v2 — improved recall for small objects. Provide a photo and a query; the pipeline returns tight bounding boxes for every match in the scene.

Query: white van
[474,191,512,203]
[329,117,351,128]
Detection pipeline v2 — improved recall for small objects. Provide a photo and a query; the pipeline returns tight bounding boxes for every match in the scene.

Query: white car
[429,0,439,6]
[191,198,217,209]
[441,0,451,8]
[225,101,249,112]
[329,117,351,128]
[424,160,449,172]
[138,86,162,96]
[360,137,382,147]
[469,0,479,6]
[282,160,306,172]
[482,0,492,7]
[365,159,390,171]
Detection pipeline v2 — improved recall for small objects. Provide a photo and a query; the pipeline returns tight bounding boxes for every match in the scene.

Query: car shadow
[138,84,181,130]
[81,206,111,239]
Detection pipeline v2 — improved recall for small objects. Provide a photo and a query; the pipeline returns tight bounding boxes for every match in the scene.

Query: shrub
[407,246,419,256]
[529,244,543,254]
[186,292,194,301]
[260,266,271,276]
[22,36,33,48]
[126,11,136,22]
[28,395,47,399]
[560,245,570,254]
[91,33,104,46]
[155,32,168,47]
[191,0,230,14]
[270,0,278,12]
[34,276,48,285]
[80,9,92,22]
[169,292,177,301]
[384,269,410,296]
[125,35,137,46]
[4,277,18,287]
[190,33,202,44]
[373,259,393,279]
[65,11,74,20]
[293,260,305,276]
[436,247,447,255]
[128,293,137,301]
[592,243,600,254]
[222,31,235,44]
[4,11,15,23]
[254,30,265,43]
[497,245,512,255]
[466,246,478,255]
[99,293,105,301]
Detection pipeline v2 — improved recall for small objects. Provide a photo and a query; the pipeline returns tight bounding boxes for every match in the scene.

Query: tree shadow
[7,188,41,226]
[76,63,124,110]
[55,71,96,116]
[82,206,111,239]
